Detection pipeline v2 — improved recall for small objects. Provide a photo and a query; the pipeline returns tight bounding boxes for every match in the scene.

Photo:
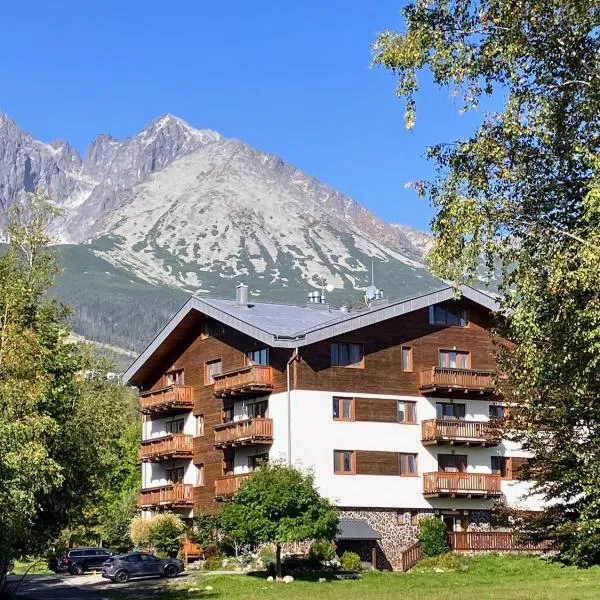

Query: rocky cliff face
[0,111,441,349]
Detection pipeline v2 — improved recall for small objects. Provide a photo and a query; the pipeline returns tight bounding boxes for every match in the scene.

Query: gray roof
[123,283,499,384]
[336,518,381,541]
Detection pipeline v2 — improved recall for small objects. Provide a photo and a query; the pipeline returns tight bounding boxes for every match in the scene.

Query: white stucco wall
[264,389,542,512]
[142,459,197,488]
[142,410,195,440]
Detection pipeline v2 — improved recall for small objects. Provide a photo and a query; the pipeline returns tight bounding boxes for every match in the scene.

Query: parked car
[48,547,113,575]
[102,552,184,583]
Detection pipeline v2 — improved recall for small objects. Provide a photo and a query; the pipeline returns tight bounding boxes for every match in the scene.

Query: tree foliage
[418,517,448,557]
[129,513,186,557]
[0,190,140,590]
[375,1,600,565]
[218,462,338,577]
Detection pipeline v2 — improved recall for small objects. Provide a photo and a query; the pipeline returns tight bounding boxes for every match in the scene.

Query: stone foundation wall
[339,507,492,570]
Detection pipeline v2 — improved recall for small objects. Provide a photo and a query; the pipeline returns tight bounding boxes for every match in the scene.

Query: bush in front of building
[129,512,186,557]
[418,517,448,557]
[309,539,336,563]
[340,551,362,572]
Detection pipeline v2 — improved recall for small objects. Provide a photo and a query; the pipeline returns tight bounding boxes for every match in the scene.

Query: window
[439,350,470,369]
[333,397,354,421]
[205,359,222,384]
[139,554,157,562]
[222,406,233,423]
[489,404,506,420]
[397,400,416,423]
[197,463,205,486]
[125,554,142,563]
[196,414,205,436]
[248,453,269,471]
[429,304,469,327]
[330,342,364,367]
[246,348,269,366]
[438,454,468,472]
[166,467,185,483]
[248,400,268,419]
[436,403,466,421]
[333,450,355,474]
[491,456,509,478]
[223,456,234,476]
[401,346,413,371]
[399,453,418,476]
[166,418,185,434]
[201,319,224,339]
[165,369,184,386]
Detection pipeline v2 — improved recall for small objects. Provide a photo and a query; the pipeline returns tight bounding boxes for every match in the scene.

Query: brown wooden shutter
[354,398,397,422]
[356,451,399,475]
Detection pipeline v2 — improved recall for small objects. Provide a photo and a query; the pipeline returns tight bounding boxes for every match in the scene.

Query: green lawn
[130,555,600,600]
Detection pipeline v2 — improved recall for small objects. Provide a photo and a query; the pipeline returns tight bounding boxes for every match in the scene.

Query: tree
[374,2,600,565]
[218,462,339,578]
[0,189,140,591]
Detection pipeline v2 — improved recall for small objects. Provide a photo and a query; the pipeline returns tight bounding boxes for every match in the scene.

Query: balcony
[213,365,273,397]
[214,418,273,449]
[419,367,495,395]
[137,483,193,508]
[138,434,194,462]
[140,385,193,415]
[423,472,502,498]
[214,473,250,500]
[421,419,501,447]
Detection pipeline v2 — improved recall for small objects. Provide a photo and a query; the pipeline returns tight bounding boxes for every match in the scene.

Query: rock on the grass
[283,575,294,583]
[267,576,274,582]
[188,588,199,593]
[205,585,213,591]
[318,578,326,583]
[433,568,444,573]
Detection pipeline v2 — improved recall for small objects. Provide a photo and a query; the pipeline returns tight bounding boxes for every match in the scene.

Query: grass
[114,555,600,600]
[9,557,53,576]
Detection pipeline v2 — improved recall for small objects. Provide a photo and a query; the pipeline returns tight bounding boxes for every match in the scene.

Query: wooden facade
[136,297,508,514]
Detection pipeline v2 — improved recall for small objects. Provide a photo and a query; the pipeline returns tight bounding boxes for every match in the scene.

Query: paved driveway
[7,572,185,600]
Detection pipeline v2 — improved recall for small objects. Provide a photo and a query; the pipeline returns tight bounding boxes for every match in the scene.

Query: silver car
[102,552,184,583]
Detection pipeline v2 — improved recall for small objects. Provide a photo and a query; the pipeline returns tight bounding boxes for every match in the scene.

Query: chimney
[306,290,329,310]
[236,283,249,306]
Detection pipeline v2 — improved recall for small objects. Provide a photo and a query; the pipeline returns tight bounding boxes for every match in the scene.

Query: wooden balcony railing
[421,419,501,446]
[423,472,502,498]
[214,418,273,448]
[448,532,552,553]
[213,365,273,397]
[140,385,193,414]
[138,434,194,462]
[419,367,495,395]
[214,473,251,499]
[137,483,193,508]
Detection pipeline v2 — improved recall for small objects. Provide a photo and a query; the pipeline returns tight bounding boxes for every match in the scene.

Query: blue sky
[0,1,486,230]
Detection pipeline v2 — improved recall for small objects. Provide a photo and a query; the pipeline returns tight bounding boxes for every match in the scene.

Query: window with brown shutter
[333,397,355,421]
[334,450,355,474]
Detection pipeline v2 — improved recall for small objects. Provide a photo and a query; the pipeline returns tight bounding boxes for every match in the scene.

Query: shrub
[340,551,362,572]
[204,543,222,559]
[416,553,470,572]
[259,545,276,568]
[418,517,448,557]
[309,539,336,563]
[129,515,153,548]
[204,556,224,570]
[129,512,186,556]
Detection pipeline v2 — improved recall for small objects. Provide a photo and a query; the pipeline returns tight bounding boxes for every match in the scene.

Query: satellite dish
[325,283,335,293]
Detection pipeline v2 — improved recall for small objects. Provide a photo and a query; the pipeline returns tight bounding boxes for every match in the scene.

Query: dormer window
[164,369,184,386]
[429,304,468,327]
[246,348,269,366]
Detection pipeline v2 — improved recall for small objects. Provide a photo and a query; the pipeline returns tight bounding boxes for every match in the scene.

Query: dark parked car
[48,547,113,575]
[102,552,184,583]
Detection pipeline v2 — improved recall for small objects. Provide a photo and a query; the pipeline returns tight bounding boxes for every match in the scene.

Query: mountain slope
[0,111,440,351]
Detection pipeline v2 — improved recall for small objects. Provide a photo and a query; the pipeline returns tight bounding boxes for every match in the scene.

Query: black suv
[49,547,113,575]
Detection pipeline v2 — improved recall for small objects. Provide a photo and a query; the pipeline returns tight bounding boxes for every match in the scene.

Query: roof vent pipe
[236,283,249,306]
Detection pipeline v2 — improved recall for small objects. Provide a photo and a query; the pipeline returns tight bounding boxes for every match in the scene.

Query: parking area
[7,572,185,600]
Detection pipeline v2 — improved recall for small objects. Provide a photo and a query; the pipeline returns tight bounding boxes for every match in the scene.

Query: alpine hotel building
[125,283,540,570]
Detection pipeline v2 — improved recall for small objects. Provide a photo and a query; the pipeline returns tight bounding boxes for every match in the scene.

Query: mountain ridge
[0,110,438,351]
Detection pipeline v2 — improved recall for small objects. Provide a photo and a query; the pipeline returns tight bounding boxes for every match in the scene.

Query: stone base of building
[339,507,492,570]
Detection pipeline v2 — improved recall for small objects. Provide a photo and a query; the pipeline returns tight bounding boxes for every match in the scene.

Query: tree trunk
[276,543,282,579]
[0,554,10,597]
